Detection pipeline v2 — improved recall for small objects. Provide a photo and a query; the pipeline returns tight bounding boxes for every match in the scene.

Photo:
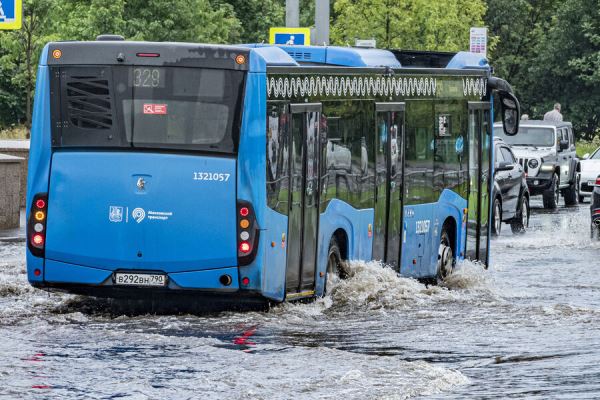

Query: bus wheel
[436,228,454,282]
[491,198,502,236]
[324,237,345,294]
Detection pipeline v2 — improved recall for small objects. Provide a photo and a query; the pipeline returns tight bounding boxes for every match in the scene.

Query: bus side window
[266,102,290,214]
[405,102,435,204]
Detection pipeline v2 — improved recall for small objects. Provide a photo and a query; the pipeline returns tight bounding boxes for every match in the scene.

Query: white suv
[493,120,580,209]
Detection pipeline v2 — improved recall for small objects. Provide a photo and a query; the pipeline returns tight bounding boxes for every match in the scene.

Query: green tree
[53,0,241,43]
[0,0,56,129]
[331,0,486,50]
[51,0,125,41]
[485,0,560,115]
[527,0,600,139]
[123,0,241,43]
[219,0,285,43]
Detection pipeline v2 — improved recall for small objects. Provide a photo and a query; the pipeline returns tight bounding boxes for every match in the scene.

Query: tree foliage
[331,0,486,50]
[0,0,244,128]
[486,0,600,139]
[0,0,56,128]
[4,0,599,140]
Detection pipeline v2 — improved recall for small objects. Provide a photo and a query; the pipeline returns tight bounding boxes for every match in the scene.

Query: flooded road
[1,201,599,399]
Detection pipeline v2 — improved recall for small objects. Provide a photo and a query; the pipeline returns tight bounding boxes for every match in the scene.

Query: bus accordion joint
[28,193,48,258]
[237,200,260,266]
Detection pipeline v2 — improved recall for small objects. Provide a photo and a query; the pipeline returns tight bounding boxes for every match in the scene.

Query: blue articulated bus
[26,37,520,304]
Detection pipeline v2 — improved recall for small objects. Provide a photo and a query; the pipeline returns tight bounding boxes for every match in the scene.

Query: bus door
[286,103,322,296]
[466,102,492,266]
[373,103,405,268]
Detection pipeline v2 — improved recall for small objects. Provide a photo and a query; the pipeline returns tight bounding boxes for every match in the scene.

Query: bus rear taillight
[237,201,259,266]
[239,242,251,253]
[28,193,48,257]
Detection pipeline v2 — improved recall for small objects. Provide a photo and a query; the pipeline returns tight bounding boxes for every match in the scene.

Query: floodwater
[1,201,599,399]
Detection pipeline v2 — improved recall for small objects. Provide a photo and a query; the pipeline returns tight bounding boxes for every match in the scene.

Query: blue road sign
[0,0,22,30]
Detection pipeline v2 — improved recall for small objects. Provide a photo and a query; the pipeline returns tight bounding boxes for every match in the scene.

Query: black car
[591,175,600,239]
[491,138,530,235]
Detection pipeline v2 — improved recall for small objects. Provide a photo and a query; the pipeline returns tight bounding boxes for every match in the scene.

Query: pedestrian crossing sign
[0,0,22,30]
[269,27,311,46]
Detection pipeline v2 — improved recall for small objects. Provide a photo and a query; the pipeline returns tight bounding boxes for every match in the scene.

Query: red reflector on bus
[32,234,44,246]
[242,277,250,285]
[136,53,160,57]
[240,207,249,217]
[240,242,251,253]
[34,269,41,277]
[35,199,46,209]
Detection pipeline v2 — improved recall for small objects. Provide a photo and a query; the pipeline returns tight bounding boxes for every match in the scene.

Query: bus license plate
[114,273,167,287]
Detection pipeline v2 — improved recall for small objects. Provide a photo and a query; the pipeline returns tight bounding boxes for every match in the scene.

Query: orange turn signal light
[240,219,250,229]
[235,54,246,65]
[34,211,45,221]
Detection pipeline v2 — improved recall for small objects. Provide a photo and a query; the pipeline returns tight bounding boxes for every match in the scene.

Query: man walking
[544,103,563,122]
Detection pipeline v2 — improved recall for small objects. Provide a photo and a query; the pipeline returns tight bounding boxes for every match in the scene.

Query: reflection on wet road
[1,201,599,399]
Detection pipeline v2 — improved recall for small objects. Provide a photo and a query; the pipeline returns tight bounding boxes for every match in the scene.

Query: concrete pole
[314,0,330,45]
[286,0,299,27]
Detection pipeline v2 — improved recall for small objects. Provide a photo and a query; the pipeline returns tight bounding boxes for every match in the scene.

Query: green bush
[576,138,600,158]
[0,125,28,140]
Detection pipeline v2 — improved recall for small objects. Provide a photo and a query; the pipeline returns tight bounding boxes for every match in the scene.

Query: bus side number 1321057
[193,172,231,182]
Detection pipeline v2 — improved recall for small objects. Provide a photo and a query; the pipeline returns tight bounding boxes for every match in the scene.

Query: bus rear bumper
[38,259,242,293]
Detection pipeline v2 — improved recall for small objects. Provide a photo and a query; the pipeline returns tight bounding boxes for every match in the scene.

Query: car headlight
[540,164,554,172]
[528,159,539,169]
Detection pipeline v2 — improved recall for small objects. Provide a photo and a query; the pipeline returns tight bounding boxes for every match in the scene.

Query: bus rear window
[53,66,245,153]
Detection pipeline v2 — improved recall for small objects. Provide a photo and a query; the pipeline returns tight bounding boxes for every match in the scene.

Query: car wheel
[543,173,559,209]
[511,195,529,234]
[436,226,455,282]
[491,198,502,236]
[563,174,578,206]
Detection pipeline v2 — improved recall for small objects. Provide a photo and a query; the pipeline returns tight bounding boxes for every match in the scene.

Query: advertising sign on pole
[469,27,487,58]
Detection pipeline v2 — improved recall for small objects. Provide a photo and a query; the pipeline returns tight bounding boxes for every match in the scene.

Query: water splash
[320,260,497,312]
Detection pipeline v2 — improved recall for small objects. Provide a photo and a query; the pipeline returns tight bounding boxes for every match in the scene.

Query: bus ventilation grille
[286,51,312,61]
[65,77,113,130]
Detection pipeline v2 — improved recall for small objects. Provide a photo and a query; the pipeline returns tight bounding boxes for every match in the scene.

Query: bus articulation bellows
[26,37,520,303]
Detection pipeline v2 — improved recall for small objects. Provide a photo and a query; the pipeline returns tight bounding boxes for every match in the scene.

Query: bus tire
[563,174,579,206]
[543,173,560,209]
[491,197,502,237]
[324,237,346,294]
[436,226,455,282]
[510,195,529,234]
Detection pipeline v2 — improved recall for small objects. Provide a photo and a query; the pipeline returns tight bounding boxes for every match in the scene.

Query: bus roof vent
[65,73,113,130]
[96,34,125,41]
[286,50,312,62]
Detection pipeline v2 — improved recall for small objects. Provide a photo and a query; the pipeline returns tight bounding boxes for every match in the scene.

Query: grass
[0,125,29,140]
[577,138,600,158]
